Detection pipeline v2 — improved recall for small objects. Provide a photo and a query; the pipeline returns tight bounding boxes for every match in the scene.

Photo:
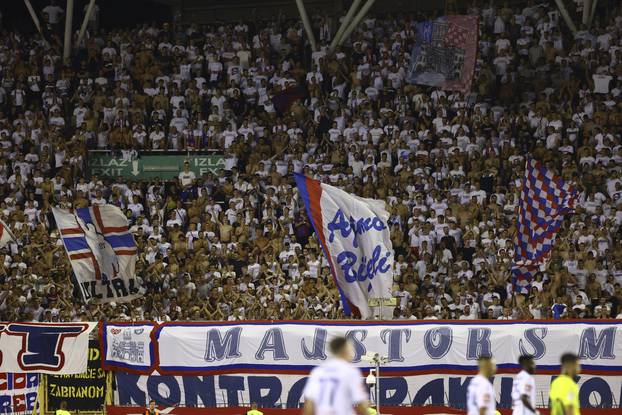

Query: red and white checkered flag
[446,23,468,48]
[512,159,577,292]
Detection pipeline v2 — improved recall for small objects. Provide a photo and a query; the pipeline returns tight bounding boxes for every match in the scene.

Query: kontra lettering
[115,373,622,409]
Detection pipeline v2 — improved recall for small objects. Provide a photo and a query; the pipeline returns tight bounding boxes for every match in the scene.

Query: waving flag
[0,218,16,248]
[53,205,142,303]
[407,15,478,92]
[295,174,393,319]
[512,159,577,293]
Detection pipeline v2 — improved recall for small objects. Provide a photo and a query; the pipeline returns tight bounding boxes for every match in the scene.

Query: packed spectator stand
[1,0,622,323]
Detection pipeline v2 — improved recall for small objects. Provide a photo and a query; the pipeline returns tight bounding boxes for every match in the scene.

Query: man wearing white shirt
[512,356,538,415]
[302,337,369,415]
[459,305,476,320]
[467,355,497,415]
[393,283,412,309]
[178,162,196,188]
[593,73,613,94]
[42,0,64,25]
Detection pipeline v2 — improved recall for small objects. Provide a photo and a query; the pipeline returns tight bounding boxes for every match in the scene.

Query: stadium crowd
[1,0,622,322]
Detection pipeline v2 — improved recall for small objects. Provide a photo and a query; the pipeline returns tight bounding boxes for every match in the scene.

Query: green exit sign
[88,153,225,180]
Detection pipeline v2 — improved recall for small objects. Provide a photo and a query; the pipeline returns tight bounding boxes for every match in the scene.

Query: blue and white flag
[295,174,394,319]
[53,205,142,303]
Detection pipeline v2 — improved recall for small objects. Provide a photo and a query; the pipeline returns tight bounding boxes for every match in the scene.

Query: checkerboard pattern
[512,159,577,292]
[446,22,469,48]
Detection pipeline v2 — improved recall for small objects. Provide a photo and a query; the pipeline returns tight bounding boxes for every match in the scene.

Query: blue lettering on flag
[337,246,391,291]
[327,209,386,248]
[325,209,391,291]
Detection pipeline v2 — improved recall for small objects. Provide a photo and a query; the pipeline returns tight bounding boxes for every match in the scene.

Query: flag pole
[329,0,362,54]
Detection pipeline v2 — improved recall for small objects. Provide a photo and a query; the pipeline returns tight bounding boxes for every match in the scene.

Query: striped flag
[0,218,16,248]
[512,159,577,293]
[53,205,142,303]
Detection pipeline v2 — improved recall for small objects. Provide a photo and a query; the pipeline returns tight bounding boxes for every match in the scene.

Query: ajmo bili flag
[53,205,143,303]
[295,174,394,319]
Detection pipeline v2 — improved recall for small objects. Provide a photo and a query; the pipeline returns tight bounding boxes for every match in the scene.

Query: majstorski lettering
[578,327,617,360]
[424,327,453,359]
[106,323,622,376]
[518,328,547,360]
[204,327,242,362]
[466,328,492,360]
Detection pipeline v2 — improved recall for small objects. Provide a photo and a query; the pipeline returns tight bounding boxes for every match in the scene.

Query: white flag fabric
[295,174,394,319]
[0,218,15,248]
[52,205,142,303]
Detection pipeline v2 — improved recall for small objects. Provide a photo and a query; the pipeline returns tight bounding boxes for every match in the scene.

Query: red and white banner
[0,373,40,415]
[0,322,96,374]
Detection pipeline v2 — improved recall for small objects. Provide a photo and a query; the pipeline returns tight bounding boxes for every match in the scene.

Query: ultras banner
[0,322,97,374]
[112,372,622,409]
[53,205,142,304]
[0,373,40,414]
[101,321,622,375]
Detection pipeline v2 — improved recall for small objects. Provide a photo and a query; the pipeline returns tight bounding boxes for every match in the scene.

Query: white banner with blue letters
[102,321,622,376]
[113,372,622,409]
[294,174,394,318]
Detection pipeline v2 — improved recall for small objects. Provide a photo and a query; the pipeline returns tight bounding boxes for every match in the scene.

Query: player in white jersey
[512,355,538,415]
[302,337,370,415]
[467,355,497,415]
